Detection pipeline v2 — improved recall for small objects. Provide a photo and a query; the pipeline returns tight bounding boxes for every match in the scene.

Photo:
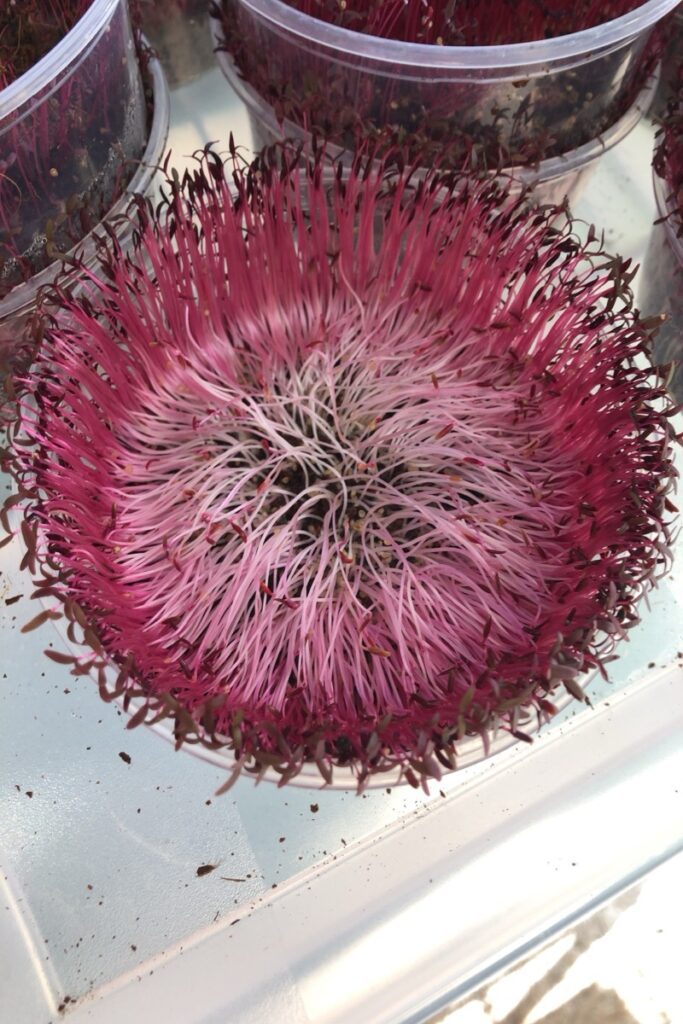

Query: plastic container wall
[214,0,678,168]
[638,171,683,400]
[0,0,147,301]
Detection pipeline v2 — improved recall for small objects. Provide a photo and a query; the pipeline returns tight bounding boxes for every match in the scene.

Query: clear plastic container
[638,170,683,400]
[0,53,170,398]
[212,26,659,208]
[212,0,678,168]
[0,0,147,302]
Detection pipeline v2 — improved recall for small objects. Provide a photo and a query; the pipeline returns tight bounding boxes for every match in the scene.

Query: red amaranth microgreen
[3,145,679,790]
[648,61,683,397]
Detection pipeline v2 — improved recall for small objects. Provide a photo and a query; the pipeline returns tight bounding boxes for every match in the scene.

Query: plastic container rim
[232,0,680,69]
[0,0,121,122]
[653,168,683,265]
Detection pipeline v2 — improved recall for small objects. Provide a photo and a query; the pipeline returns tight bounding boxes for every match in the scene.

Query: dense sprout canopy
[8,147,678,788]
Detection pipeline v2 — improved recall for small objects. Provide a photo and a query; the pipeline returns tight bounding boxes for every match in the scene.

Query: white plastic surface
[1,9,682,1024]
[61,667,683,1024]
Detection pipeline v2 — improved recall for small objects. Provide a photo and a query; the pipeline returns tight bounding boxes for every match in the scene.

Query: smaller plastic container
[213,0,678,168]
[0,54,170,392]
[638,170,683,400]
[212,23,659,209]
[0,0,147,301]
